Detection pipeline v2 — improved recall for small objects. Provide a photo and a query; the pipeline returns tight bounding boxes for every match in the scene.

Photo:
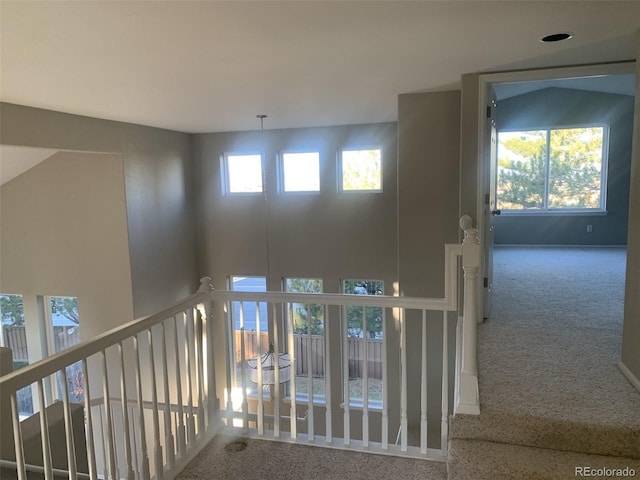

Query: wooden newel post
[456,215,480,414]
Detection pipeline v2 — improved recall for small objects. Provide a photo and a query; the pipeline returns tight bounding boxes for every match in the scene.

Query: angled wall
[0,151,134,338]
[0,103,198,319]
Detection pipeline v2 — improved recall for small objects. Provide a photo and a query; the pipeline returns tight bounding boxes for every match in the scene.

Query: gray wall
[493,88,634,246]
[192,123,398,291]
[0,103,198,319]
[621,33,640,387]
[397,90,461,441]
[193,123,400,442]
[193,101,463,445]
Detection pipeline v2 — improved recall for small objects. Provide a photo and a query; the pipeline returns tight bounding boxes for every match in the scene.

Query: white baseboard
[495,244,627,249]
[618,361,640,394]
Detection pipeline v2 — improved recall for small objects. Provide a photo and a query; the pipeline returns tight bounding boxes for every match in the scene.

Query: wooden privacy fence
[235,330,383,380]
[2,326,80,362]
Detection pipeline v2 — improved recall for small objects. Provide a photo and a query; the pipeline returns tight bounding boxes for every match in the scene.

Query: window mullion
[544,129,551,210]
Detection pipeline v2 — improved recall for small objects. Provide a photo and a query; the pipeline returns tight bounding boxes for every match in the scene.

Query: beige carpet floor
[478,246,640,429]
[177,434,447,480]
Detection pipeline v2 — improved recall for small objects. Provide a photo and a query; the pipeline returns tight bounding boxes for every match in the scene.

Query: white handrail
[0,292,208,391]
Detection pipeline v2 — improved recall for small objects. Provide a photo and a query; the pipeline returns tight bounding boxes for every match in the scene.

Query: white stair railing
[0,289,218,480]
[0,216,481,478]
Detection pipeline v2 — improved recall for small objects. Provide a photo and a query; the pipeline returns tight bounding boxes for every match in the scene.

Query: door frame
[474,61,636,323]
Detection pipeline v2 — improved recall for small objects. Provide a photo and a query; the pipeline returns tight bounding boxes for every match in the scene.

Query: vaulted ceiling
[1,1,639,134]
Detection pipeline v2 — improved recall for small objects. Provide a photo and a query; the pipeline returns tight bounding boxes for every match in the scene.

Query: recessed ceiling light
[540,32,573,43]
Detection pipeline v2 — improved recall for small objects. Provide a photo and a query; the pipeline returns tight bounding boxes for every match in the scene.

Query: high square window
[223,153,263,194]
[281,152,320,193]
[496,126,607,212]
[340,148,382,192]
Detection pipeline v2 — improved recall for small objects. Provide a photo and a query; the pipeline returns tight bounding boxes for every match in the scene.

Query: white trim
[494,244,627,249]
[618,361,640,394]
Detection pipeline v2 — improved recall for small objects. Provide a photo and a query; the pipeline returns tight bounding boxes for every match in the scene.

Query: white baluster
[362,306,369,448]
[287,302,297,439]
[172,315,186,457]
[10,392,26,480]
[146,328,163,479]
[195,307,205,435]
[36,379,53,479]
[323,305,332,444]
[185,308,196,442]
[256,301,264,436]
[101,350,118,479]
[60,368,78,480]
[342,306,350,447]
[307,303,314,442]
[118,342,134,480]
[421,309,428,455]
[98,404,108,480]
[272,303,281,438]
[400,308,408,452]
[239,302,248,432]
[441,311,449,456]
[381,307,389,451]
[224,301,234,425]
[81,358,98,479]
[131,406,140,476]
[133,334,150,479]
[160,321,175,469]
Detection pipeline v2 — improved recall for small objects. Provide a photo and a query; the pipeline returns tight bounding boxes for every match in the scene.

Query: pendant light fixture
[246,114,291,385]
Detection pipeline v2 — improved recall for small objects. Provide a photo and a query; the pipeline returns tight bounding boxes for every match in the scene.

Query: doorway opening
[476,63,636,321]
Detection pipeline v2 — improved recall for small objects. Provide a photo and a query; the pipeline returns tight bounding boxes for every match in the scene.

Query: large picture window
[496,126,607,212]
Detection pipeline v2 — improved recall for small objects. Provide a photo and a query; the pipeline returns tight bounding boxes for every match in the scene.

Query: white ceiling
[0,1,639,134]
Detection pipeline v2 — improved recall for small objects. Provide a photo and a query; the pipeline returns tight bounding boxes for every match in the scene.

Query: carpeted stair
[448,436,640,480]
[448,412,640,479]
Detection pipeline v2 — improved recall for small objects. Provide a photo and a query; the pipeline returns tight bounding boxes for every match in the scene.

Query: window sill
[499,210,608,217]
[284,396,327,406]
[340,401,383,411]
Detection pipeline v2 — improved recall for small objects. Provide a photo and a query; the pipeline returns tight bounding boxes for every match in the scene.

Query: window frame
[228,275,269,399]
[341,278,384,410]
[495,123,610,215]
[279,150,321,194]
[221,152,264,196]
[338,147,383,193]
[282,277,326,404]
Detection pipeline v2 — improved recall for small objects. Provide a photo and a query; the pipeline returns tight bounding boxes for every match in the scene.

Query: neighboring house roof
[2,312,78,328]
